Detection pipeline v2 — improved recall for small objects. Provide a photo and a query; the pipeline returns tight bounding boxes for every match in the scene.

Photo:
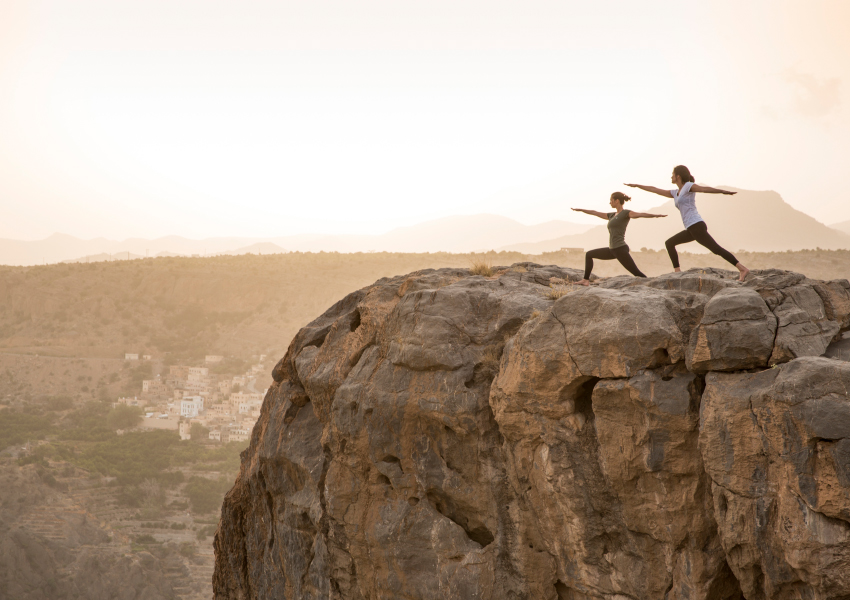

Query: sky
[0,0,848,240]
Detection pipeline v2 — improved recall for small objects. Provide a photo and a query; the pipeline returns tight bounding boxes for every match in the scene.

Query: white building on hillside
[231,392,263,404]
[124,353,139,360]
[142,379,168,395]
[180,397,204,418]
[229,426,251,443]
[231,392,263,415]
[205,355,224,364]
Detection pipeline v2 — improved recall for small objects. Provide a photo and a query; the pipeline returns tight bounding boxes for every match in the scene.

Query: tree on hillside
[184,476,230,514]
[139,478,165,508]
[190,422,210,441]
[107,404,143,430]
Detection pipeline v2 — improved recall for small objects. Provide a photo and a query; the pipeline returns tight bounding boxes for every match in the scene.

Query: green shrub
[107,405,143,430]
[135,534,158,545]
[190,422,209,441]
[0,411,55,450]
[184,476,231,514]
[40,396,74,411]
[66,430,238,487]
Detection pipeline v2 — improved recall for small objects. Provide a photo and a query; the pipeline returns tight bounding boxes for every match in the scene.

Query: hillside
[0,413,243,599]
[3,250,850,370]
[503,187,850,253]
[0,252,523,363]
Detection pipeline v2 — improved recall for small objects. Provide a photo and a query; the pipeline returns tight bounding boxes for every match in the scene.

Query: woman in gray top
[571,192,666,286]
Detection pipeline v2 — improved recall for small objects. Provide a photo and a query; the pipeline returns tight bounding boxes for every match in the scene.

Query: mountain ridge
[0,214,591,266]
[4,189,849,265]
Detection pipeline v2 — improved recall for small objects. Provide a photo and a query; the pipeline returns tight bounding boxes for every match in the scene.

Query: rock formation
[213,265,850,599]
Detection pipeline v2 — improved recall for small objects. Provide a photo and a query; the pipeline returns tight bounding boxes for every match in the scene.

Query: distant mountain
[7,195,841,266]
[501,188,850,254]
[831,220,850,236]
[62,252,146,263]
[0,233,264,266]
[219,242,288,256]
[0,215,591,265]
[280,214,592,254]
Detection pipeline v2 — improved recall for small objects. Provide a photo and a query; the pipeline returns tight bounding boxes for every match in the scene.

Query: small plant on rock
[469,259,493,277]
[547,286,570,300]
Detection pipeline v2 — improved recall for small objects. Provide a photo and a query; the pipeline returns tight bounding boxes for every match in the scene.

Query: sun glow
[1,0,848,239]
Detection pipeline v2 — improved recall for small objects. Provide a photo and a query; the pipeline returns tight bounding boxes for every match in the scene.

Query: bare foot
[673,267,682,273]
[571,279,591,286]
[737,264,750,282]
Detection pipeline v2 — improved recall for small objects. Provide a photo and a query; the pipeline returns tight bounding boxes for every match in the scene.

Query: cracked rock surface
[213,265,850,600]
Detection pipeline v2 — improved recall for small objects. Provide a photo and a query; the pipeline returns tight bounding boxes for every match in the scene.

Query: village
[117,353,267,444]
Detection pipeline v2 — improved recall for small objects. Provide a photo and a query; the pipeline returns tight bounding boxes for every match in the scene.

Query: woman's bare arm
[624,183,673,198]
[629,212,667,219]
[571,208,609,220]
[690,184,736,195]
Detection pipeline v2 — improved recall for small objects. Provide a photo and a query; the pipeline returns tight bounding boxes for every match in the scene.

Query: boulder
[215,266,850,600]
[700,358,850,599]
[686,287,777,373]
[769,285,841,364]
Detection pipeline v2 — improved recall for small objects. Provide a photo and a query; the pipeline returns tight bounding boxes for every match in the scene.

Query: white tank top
[671,181,704,228]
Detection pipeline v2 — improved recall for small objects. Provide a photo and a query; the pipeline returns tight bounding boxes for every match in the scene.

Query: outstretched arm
[571,208,609,220]
[624,183,673,198]
[629,212,667,219]
[690,184,736,195]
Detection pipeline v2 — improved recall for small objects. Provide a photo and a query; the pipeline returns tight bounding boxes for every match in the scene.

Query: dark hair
[674,165,695,183]
[610,192,631,204]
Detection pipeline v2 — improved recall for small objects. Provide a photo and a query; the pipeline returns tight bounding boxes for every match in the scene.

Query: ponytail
[674,165,695,183]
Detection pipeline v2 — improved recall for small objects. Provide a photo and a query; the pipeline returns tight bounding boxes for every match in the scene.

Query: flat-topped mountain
[213,264,850,599]
[504,187,850,253]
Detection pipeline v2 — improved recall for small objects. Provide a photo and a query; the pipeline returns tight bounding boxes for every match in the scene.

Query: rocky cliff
[213,265,850,600]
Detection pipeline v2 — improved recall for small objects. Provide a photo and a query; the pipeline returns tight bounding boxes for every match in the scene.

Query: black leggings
[584,245,646,280]
[665,221,738,269]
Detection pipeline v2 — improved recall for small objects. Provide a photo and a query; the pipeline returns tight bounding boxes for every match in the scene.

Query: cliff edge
[213,265,850,600]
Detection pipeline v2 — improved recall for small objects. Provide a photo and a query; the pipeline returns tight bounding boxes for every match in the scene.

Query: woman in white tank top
[626,165,750,281]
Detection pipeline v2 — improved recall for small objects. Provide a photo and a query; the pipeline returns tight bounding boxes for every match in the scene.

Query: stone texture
[215,266,850,600]
[769,284,841,364]
[700,358,850,599]
[686,288,777,373]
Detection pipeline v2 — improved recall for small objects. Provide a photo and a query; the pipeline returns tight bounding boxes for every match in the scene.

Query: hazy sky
[1,0,848,240]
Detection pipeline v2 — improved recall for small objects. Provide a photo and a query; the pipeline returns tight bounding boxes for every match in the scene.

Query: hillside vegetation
[1,249,849,365]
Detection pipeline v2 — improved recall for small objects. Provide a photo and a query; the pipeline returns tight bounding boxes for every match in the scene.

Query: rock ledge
[214,265,850,600]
